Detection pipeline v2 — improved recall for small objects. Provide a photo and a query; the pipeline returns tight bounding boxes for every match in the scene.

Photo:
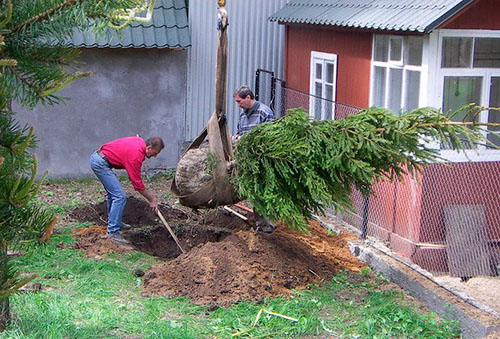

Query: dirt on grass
[70,197,365,307]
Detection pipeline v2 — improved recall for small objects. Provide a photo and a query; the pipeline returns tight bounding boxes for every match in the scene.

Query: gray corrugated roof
[69,0,190,49]
[269,0,475,33]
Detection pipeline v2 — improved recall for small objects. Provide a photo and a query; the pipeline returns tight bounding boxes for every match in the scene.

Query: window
[371,35,423,114]
[439,35,500,148]
[309,51,337,120]
[442,37,500,68]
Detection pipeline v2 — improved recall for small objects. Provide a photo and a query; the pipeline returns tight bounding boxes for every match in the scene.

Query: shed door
[310,51,337,120]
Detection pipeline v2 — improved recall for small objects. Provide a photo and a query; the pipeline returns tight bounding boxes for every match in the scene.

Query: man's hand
[150,198,159,213]
[138,189,158,213]
[226,160,235,172]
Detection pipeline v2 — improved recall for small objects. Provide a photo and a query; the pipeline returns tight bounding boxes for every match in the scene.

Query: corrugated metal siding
[69,0,190,48]
[185,0,289,140]
[269,0,474,33]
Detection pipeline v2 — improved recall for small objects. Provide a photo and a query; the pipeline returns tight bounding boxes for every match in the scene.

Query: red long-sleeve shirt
[100,137,146,191]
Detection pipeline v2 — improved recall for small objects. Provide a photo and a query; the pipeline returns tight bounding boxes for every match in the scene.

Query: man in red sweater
[90,136,164,244]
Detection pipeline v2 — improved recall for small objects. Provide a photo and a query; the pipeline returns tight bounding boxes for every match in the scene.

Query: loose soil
[70,197,365,307]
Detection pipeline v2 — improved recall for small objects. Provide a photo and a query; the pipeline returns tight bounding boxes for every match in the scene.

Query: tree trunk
[0,243,10,330]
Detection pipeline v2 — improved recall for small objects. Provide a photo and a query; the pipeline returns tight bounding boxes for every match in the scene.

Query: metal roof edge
[71,42,191,49]
[424,0,476,33]
[267,20,427,34]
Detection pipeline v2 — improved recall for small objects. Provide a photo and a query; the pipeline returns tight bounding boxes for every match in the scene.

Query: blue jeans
[89,151,127,234]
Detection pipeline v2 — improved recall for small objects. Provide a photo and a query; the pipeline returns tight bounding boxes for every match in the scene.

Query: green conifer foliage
[0,0,152,328]
[0,114,53,299]
[0,0,141,109]
[235,106,493,232]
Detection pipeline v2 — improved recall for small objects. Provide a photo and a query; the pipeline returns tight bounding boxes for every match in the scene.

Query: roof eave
[423,0,476,33]
[271,20,427,34]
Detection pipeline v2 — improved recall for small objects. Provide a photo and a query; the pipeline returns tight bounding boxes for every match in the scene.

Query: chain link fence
[255,70,500,317]
[255,69,360,119]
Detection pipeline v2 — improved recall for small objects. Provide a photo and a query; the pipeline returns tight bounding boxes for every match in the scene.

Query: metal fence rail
[256,70,500,316]
[255,69,360,119]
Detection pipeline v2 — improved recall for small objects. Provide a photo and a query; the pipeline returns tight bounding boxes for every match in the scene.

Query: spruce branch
[0,58,16,66]
[9,0,77,34]
[108,0,155,30]
[0,0,12,29]
[7,65,39,94]
[39,71,92,97]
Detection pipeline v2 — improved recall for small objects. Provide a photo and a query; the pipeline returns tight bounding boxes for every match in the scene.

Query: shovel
[157,210,186,254]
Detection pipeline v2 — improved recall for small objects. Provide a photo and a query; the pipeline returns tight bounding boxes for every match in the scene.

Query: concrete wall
[14,48,187,178]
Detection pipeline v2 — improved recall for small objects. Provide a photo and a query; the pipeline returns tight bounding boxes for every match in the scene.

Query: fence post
[270,75,277,112]
[254,70,261,101]
[279,79,286,116]
[361,194,370,239]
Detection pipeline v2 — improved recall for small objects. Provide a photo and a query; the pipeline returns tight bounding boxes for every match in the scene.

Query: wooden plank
[444,204,491,278]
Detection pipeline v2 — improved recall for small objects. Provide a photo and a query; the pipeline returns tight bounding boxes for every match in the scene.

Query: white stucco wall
[14,48,188,177]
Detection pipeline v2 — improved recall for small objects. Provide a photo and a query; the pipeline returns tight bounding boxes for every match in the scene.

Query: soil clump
[70,198,365,306]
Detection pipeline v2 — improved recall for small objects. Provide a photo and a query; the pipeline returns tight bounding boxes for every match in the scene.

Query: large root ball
[175,145,213,196]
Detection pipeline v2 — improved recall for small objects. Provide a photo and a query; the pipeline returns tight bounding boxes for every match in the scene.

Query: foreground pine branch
[234,106,497,232]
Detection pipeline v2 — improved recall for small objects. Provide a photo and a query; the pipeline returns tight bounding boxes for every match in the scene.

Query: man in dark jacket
[233,86,276,233]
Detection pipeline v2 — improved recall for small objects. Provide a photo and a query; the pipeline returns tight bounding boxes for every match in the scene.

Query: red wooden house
[270,0,500,276]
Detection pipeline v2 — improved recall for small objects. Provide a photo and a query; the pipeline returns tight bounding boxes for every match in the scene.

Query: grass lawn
[3,177,460,338]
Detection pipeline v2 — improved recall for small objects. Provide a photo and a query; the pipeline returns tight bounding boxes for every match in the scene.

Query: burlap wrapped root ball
[174,141,240,208]
[174,144,213,196]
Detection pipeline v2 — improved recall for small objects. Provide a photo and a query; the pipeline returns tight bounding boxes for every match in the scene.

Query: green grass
[208,273,459,338]
[8,226,207,338]
[5,223,460,338]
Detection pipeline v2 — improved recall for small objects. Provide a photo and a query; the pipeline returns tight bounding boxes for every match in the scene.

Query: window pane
[374,35,389,62]
[405,70,420,111]
[406,36,423,66]
[325,85,334,119]
[314,82,322,119]
[442,76,482,122]
[315,63,322,80]
[390,38,403,62]
[388,68,403,114]
[474,38,500,68]
[326,63,334,84]
[373,66,386,107]
[442,37,472,68]
[487,77,500,146]
[325,85,334,101]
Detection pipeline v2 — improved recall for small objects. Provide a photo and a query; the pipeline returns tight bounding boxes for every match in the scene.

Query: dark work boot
[107,232,130,244]
[254,212,275,233]
[121,223,132,231]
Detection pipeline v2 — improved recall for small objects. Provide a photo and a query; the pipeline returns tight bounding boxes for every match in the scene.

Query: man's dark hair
[234,85,255,99]
[146,137,165,150]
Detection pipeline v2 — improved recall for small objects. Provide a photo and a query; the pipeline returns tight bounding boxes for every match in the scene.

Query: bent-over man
[90,136,164,244]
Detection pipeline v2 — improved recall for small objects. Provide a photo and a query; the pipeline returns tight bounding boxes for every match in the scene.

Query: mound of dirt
[70,198,365,307]
[142,221,365,307]
[73,226,132,258]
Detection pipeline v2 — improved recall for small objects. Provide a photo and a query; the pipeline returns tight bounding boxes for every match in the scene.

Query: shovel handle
[157,210,186,254]
[234,203,253,213]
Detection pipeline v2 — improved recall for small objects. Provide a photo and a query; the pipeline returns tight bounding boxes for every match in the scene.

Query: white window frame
[431,29,500,162]
[309,51,338,120]
[370,35,424,113]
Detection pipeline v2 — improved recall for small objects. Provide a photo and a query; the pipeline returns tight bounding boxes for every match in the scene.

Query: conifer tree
[0,0,153,329]
[235,106,497,231]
